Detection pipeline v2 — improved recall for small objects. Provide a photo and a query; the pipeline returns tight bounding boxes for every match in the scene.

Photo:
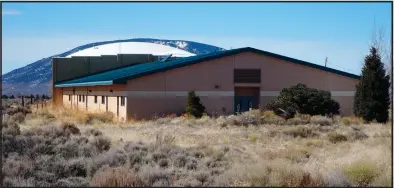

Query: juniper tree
[354,47,390,123]
[186,91,206,118]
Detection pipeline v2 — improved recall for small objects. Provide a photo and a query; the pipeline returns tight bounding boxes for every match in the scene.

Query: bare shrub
[310,115,333,126]
[61,122,80,135]
[2,177,35,187]
[286,117,304,125]
[225,110,262,126]
[327,132,348,143]
[83,128,103,137]
[155,132,175,148]
[90,166,144,187]
[10,112,26,123]
[262,111,286,125]
[294,113,311,122]
[55,177,90,187]
[35,108,56,119]
[138,165,171,186]
[5,106,31,116]
[85,112,114,124]
[341,116,365,126]
[92,136,111,152]
[282,126,318,138]
[324,170,351,187]
[346,129,369,141]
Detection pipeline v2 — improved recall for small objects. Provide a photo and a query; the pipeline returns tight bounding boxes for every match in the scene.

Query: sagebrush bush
[327,132,348,143]
[341,116,364,126]
[90,166,144,187]
[282,126,317,138]
[5,106,32,116]
[346,129,369,141]
[286,117,304,125]
[61,122,80,135]
[343,160,378,186]
[10,112,26,123]
[310,115,333,126]
[2,122,229,187]
[223,111,261,126]
[85,112,114,124]
[262,114,286,125]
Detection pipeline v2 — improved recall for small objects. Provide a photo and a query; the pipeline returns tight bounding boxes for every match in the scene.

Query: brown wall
[126,52,359,119]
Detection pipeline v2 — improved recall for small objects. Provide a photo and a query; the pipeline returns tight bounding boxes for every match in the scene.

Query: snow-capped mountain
[2,38,225,96]
[66,41,195,58]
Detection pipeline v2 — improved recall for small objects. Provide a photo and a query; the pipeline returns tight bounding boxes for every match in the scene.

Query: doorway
[234,87,260,114]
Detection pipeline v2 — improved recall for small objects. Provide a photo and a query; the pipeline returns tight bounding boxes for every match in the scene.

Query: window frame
[120,96,125,106]
[101,96,105,104]
[94,96,98,104]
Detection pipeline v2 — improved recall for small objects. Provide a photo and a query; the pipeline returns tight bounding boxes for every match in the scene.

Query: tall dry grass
[4,105,392,187]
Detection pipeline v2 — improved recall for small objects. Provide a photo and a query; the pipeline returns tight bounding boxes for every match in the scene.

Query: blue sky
[2,2,392,74]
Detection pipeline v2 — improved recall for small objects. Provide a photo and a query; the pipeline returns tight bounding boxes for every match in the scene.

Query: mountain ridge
[2,38,225,95]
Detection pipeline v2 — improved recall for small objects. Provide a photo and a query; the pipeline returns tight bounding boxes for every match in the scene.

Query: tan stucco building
[52,47,360,120]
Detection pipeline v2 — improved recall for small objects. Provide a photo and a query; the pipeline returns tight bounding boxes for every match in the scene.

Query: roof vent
[160,54,173,62]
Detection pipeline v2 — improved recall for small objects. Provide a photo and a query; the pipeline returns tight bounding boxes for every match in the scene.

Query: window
[120,96,125,106]
[94,96,98,103]
[78,95,81,102]
[101,96,105,104]
[68,95,71,101]
[82,95,85,102]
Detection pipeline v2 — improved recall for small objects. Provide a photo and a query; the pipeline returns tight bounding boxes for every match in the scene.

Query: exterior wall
[127,52,359,119]
[60,85,127,121]
[53,88,63,106]
[53,54,158,83]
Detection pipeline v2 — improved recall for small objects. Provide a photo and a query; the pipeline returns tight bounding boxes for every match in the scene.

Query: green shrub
[186,91,206,118]
[266,84,340,117]
[310,115,333,126]
[344,160,378,186]
[327,132,348,143]
[249,135,258,143]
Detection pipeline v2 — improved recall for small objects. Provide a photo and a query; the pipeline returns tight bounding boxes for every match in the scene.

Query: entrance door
[234,96,259,113]
[234,87,260,114]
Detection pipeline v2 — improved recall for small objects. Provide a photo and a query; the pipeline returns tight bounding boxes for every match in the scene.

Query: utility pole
[325,57,328,67]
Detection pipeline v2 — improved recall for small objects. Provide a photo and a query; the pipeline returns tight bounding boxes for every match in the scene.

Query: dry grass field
[2,103,392,187]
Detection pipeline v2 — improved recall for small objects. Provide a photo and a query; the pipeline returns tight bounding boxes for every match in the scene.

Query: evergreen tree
[2,95,8,99]
[354,47,390,123]
[9,95,15,99]
[36,94,40,100]
[186,91,206,118]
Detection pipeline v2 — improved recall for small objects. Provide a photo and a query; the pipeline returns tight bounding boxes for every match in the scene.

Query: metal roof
[54,47,360,87]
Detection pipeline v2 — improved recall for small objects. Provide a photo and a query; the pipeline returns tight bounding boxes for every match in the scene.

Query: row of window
[68,95,125,106]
